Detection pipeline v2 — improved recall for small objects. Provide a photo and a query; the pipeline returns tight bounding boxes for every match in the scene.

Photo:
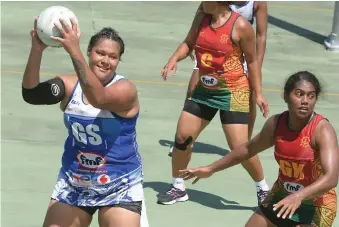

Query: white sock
[172,177,185,191]
[255,178,269,192]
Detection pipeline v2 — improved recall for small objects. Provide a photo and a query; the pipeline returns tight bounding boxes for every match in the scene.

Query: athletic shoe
[257,188,269,205]
[157,185,189,205]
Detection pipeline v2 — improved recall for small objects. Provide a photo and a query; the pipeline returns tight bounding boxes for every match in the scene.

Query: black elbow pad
[22,77,65,105]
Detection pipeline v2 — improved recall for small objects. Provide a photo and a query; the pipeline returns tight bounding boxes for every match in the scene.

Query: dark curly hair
[284,71,323,100]
[87,27,125,57]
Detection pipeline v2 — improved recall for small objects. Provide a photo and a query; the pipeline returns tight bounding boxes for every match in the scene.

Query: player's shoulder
[56,74,78,94]
[314,115,335,135]
[57,74,78,85]
[109,74,138,95]
[262,113,285,132]
[233,12,252,29]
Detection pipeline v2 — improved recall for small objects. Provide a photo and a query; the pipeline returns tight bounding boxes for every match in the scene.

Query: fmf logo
[201,75,217,87]
[77,152,106,169]
[283,182,304,193]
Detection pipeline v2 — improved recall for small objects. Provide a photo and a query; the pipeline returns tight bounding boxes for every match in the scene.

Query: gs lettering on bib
[66,115,121,150]
[72,122,102,146]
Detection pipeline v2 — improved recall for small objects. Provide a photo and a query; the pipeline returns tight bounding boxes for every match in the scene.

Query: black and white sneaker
[157,185,189,205]
[257,188,269,205]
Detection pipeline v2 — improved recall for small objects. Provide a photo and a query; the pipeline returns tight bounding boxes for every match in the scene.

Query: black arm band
[22,77,65,105]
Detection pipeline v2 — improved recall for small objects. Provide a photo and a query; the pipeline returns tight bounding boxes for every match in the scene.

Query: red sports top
[274,111,326,187]
[194,11,245,80]
[261,111,337,225]
[191,11,250,112]
[273,111,336,208]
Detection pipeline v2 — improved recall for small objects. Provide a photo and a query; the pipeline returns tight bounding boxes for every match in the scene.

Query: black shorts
[51,199,142,216]
[259,204,301,227]
[183,99,249,124]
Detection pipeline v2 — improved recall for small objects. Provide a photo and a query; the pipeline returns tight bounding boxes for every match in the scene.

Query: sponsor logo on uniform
[76,152,106,169]
[70,173,91,186]
[201,75,218,87]
[300,136,311,148]
[70,99,81,105]
[97,174,111,184]
[283,182,304,193]
[77,168,108,174]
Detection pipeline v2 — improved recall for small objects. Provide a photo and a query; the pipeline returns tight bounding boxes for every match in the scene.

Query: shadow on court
[159,139,230,156]
[144,181,257,211]
[268,15,326,45]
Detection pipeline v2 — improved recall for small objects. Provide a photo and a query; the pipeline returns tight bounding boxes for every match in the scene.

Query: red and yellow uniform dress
[262,111,337,226]
[192,11,250,113]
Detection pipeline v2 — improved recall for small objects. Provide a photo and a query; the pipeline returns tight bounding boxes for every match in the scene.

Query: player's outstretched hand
[179,166,214,184]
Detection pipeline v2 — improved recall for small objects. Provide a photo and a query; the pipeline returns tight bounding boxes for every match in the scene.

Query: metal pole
[324,1,339,51]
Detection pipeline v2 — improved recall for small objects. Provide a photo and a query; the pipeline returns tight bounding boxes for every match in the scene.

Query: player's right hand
[179,166,214,184]
[161,59,177,81]
[30,17,48,52]
[255,94,269,118]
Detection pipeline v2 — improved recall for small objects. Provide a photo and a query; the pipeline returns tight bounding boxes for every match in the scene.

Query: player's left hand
[273,192,303,219]
[189,52,195,61]
[51,18,81,55]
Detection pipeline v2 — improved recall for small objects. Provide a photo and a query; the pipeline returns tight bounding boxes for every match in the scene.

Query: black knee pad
[174,136,193,151]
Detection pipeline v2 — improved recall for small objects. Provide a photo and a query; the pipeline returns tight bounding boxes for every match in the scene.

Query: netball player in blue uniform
[22,18,145,227]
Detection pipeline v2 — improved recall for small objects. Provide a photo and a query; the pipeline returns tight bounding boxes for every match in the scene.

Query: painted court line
[2,70,339,96]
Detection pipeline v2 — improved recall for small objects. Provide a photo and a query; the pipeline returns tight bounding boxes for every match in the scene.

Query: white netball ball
[36,6,78,48]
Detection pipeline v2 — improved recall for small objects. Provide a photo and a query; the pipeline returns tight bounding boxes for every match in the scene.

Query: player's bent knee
[174,135,193,151]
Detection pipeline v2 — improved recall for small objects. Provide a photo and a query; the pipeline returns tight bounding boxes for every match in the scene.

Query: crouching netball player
[22,18,146,227]
[180,71,338,227]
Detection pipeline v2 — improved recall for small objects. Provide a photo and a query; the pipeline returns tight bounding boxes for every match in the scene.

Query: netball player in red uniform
[159,1,269,205]
[184,1,268,140]
[179,71,338,226]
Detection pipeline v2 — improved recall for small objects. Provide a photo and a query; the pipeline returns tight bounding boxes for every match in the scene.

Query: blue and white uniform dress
[51,74,144,207]
[230,1,256,75]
